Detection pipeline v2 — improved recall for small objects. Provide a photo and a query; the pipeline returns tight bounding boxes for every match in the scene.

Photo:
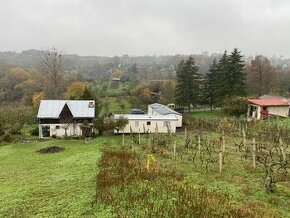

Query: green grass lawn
[0,138,115,217]
[101,96,132,114]
[1,133,290,217]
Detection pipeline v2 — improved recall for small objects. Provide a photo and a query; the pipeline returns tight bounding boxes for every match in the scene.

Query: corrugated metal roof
[115,114,178,121]
[37,100,95,118]
[148,103,181,115]
[248,99,289,106]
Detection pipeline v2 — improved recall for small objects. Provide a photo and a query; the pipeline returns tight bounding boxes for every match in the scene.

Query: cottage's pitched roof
[148,103,180,115]
[37,100,95,118]
[248,99,289,107]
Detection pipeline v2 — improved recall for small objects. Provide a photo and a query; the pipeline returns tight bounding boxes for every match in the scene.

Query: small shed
[37,100,95,138]
[247,99,289,120]
[148,103,182,127]
[114,114,178,133]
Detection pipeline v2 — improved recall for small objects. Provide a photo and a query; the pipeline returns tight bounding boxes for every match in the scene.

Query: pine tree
[228,48,246,96]
[215,51,230,105]
[203,58,218,109]
[175,56,199,111]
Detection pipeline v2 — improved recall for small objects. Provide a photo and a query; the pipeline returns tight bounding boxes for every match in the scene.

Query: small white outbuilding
[114,114,178,133]
[148,103,182,127]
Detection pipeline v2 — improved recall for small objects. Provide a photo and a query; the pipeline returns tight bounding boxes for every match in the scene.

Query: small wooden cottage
[247,99,289,120]
[148,103,182,127]
[114,114,178,133]
[37,100,95,138]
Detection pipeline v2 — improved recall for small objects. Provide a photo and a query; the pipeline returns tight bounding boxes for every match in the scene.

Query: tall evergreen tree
[203,58,218,109]
[175,56,199,111]
[215,51,230,105]
[228,48,246,96]
[214,48,246,105]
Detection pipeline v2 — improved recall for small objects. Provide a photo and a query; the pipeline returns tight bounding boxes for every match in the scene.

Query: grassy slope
[0,138,114,217]
[1,134,290,217]
[101,96,132,115]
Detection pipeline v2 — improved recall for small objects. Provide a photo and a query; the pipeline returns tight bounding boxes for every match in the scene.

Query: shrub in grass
[30,126,39,136]
[2,132,12,142]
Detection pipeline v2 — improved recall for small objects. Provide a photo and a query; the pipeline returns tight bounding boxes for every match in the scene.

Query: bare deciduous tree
[39,48,65,98]
[246,55,276,96]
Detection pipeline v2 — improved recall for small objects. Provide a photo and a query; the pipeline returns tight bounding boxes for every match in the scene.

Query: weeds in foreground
[95,150,274,217]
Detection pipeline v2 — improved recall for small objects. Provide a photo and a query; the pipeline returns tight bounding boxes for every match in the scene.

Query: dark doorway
[42,126,50,137]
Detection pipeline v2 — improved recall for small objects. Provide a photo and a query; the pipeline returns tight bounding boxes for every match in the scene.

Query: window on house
[89,101,95,108]
[56,125,60,129]
[147,121,151,125]
[135,121,139,127]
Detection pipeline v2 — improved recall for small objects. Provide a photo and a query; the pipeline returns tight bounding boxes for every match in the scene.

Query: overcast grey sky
[0,0,289,57]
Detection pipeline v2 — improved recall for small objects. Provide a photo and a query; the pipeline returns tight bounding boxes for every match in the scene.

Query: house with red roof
[247,98,289,120]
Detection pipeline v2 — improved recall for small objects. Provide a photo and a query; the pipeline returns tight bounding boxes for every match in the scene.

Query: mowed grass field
[0,138,119,217]
[1,134,290,217]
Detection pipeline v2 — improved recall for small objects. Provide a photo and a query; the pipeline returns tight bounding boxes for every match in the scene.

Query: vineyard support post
[138,130,141,145]
[219,151,223,174]
[252,138,256,169]
[242,129,246,146]
[279,137,286,161]
[174,141,176,160]
[198,135,201,157]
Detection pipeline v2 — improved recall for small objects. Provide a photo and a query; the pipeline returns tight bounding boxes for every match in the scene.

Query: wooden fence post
[122,132,124,147]
[138,130,141,145]
[252,138,256,169]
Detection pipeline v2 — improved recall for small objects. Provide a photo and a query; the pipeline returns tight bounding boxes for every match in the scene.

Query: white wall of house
[39,123,84,138]
[267,106,289,118]
[148,106,182,127]
[115,119,177,133]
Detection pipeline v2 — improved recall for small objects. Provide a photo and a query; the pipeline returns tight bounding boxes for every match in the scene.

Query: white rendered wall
[115,119,177,133]
[39,123,85,138]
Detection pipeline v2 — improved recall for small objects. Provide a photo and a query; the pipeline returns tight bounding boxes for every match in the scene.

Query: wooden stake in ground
[219,151,223,174]
[174,141,177,160]
[122,132,125,147]
[138,130,141,145]
[279,137,286,161]
[198,135,201,157]
[252,138,256,169]
[242,129,246,146]
[222,130,225,153]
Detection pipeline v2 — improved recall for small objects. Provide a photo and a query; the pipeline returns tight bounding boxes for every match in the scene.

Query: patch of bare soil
[36,146,64,154]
